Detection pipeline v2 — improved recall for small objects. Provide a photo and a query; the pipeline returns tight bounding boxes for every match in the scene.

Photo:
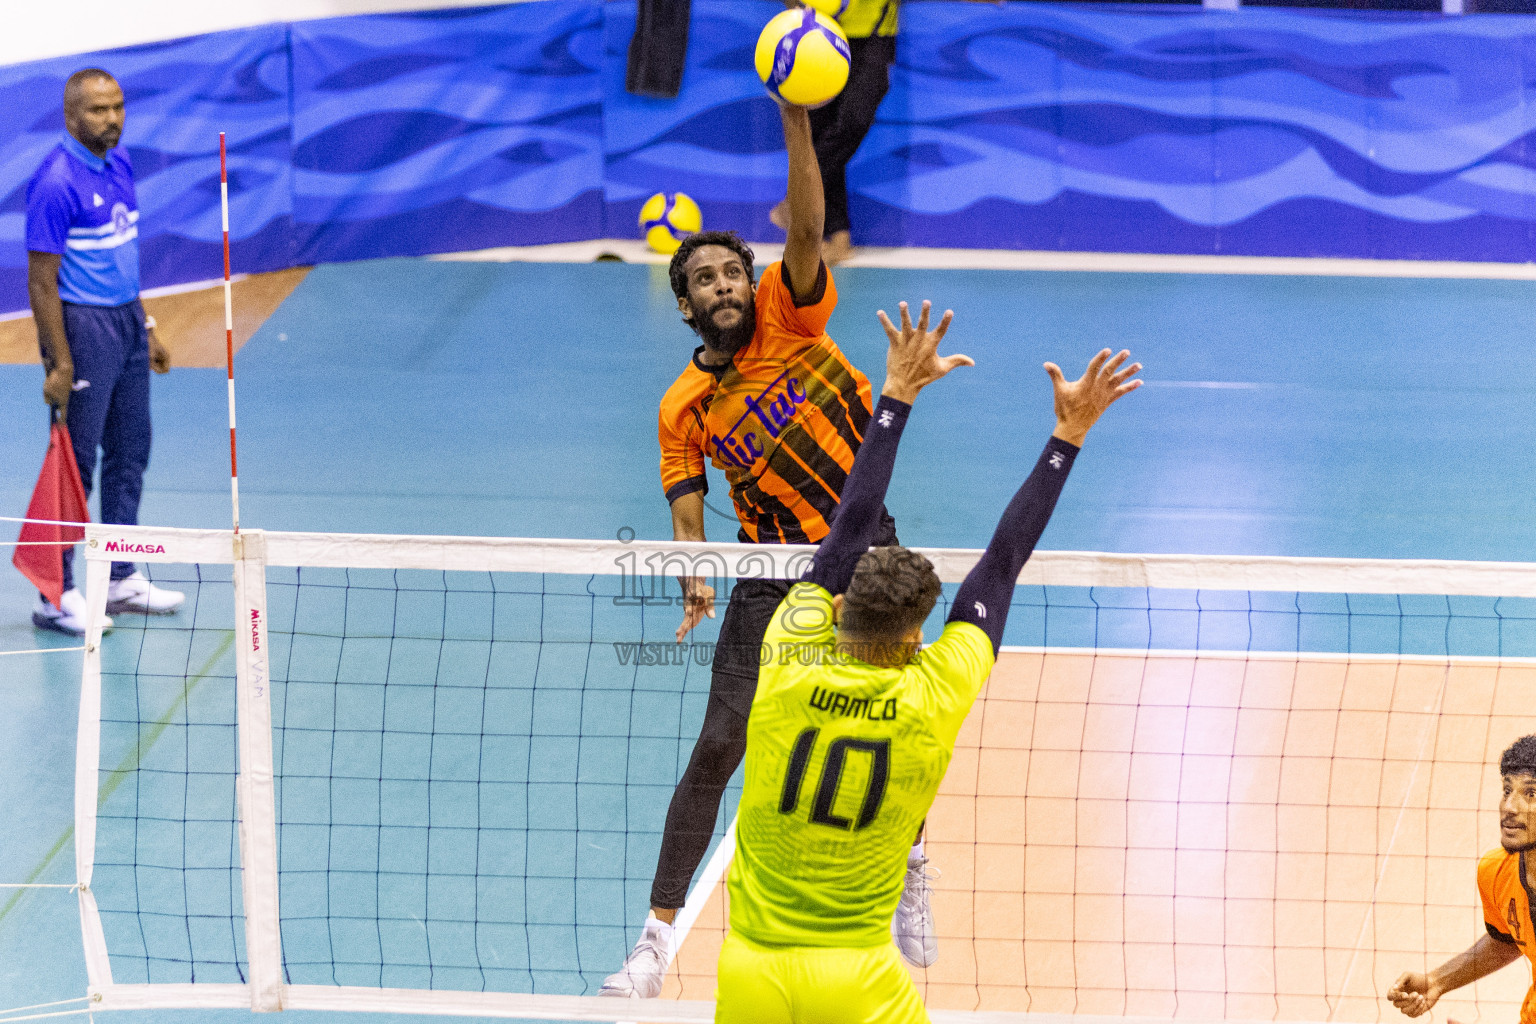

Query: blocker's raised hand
[877,300,972,405]
[1045,348,1142,447]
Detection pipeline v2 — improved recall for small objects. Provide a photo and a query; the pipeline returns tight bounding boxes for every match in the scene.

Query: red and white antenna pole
[220,132,241,534]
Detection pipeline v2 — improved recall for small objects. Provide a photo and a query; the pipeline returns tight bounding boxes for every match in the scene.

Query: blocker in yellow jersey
[713,296,1142,1023]
[730,584,990,949]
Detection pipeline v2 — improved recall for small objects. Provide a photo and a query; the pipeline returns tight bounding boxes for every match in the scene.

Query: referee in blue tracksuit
[26,68,183,635]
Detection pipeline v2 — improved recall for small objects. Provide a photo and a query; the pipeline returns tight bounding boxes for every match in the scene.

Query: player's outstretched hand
[1387,971,1440,1018]
[676,578,716,643]
[877,300,972,405]
[1045,348,1142,447]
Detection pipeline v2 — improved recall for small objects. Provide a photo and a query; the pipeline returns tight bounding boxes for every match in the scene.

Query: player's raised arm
[803,300,971,595]
[778,103,825,303]
[949,349,1141,652]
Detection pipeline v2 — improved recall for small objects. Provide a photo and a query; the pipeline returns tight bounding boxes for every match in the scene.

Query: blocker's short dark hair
[1501,735,1536,778]
[668,230,755,303]
[840,546,941,640]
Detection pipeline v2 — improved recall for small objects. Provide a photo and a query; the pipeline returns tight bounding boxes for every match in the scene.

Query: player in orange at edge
[716,308,1138,1022]
[1390,735,1536,1022]
[601,99,928,998]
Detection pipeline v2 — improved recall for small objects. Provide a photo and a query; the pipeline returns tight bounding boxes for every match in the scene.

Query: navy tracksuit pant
[58,299,150,591]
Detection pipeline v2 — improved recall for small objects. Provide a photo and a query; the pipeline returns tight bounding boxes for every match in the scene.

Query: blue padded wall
[867,4,1536,260]
[0,26,298,313]
[3,1,1536,312]
[288,2,605,265]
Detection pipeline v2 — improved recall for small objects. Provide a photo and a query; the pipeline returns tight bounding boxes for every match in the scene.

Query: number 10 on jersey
[779,727,891,831]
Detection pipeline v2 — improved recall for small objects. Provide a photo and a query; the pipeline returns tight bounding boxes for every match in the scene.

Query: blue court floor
[4,256,1536,1022]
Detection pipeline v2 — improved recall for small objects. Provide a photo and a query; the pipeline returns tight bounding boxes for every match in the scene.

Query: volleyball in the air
[755,7,851,109]
[638,192,702,255]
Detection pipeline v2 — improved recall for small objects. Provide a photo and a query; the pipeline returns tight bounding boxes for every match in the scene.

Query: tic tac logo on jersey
[709,369,809,469]
[102,539,166,554]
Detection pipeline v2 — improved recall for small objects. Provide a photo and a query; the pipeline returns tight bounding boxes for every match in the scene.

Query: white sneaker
[106,572,184,614]
[893,854,940,968]
[598,915,674,998]
[33,588,112,636]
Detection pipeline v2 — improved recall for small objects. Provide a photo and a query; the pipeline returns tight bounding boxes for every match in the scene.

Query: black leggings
[650,517,902,910]
[650,579,788,910]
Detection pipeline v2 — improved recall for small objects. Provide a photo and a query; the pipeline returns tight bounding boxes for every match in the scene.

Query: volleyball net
[71,522,1536,1021]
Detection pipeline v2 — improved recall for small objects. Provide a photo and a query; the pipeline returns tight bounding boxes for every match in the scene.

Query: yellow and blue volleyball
[638,191,702,255]
[754,7,851,109]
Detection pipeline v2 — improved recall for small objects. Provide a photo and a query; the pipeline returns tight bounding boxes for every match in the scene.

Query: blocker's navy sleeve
[950,436,1079,653]
[803,395,910,595]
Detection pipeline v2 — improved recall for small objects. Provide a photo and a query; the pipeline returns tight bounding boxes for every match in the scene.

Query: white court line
[616,819,736,1024]
[0,647,84,657]
[432,238,1536,281]
[672,818,736,950]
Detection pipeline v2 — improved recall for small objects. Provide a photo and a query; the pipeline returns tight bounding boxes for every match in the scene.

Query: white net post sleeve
[77,555,114,994]
[234,530,284,1010]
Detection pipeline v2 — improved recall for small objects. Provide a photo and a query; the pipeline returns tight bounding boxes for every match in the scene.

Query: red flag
[13,421,90,608]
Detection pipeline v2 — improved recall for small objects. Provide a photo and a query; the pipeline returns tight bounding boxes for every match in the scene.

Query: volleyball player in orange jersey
[1389,735,1536,1022]
[600,102,937,998]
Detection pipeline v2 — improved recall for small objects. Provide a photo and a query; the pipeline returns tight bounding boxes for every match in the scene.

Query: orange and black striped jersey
[1478,846,1536,1023]
[659,261,876,544]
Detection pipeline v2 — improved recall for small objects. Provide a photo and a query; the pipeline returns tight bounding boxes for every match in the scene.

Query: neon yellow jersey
[727,581,994,948]
[838,0,898,39]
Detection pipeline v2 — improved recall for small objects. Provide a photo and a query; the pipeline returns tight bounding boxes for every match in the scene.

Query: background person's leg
[56,303,125,594]
[808,93,848,240]
[96,304,151,582]
[812,35,896,246]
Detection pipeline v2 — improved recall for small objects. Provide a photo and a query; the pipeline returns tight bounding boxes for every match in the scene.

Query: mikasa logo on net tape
[90,538,167,554]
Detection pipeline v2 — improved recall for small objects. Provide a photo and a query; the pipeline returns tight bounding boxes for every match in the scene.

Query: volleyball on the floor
[755,7,851,109]
[638,192,702,254]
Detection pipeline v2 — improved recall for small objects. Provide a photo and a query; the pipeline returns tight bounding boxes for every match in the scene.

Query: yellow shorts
[714,930,928,1024]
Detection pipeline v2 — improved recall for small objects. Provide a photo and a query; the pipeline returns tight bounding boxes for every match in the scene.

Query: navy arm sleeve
[803,395,910,594]
[950,436,1080,653]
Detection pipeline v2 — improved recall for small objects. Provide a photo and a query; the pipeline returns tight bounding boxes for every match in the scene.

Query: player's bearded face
[67,77,125,153]
[683,246,756,356]
[692,286,756,355]
[1499,772,1536,851]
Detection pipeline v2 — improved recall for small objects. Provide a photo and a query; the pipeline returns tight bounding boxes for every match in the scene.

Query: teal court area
[5,256,1536,1022]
